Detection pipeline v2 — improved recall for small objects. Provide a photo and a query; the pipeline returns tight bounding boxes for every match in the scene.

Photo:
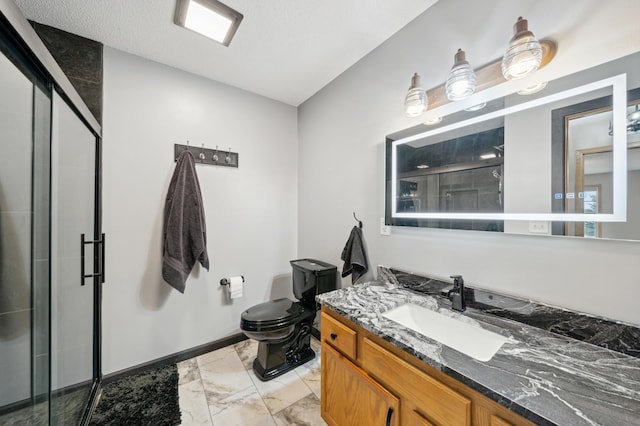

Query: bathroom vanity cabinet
[320,307,534,426]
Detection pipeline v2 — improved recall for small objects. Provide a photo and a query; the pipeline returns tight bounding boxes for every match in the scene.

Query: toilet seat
[241,298,314,332]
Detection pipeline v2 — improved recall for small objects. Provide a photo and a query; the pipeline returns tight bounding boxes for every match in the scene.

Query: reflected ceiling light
[404,73,428,117]
[446,49,476,101]
[480,153,497,160]
[629,104,640,121]
[174,0,244,46]
[424,116,443,125]
[464,102,487,112]
[517,81,547,95]
[502,17,543,80]
[416,164,430,169]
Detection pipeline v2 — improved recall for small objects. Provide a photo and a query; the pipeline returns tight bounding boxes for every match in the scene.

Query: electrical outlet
[529,220,550,234]
[380,218,391,235]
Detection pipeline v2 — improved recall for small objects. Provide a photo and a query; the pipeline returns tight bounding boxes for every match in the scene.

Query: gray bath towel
[162,150,209,293]
[340,226,368,284]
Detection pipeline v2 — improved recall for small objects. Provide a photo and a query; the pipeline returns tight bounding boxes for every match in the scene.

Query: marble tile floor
[178,337,327,426]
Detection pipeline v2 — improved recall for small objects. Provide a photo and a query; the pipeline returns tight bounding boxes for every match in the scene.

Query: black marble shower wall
[30,22,103,125]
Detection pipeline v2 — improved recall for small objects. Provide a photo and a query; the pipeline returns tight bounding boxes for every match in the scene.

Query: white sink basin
[382,303,509,362]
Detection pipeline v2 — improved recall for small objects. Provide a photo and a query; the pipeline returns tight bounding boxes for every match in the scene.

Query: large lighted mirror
[386,51,640,241]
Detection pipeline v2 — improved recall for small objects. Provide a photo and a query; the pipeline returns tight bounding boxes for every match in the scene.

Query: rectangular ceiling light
[174,0,243,46]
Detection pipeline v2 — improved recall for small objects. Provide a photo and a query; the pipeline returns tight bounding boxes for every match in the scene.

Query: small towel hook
[225,147,232,164]
[199,144,206,160]
[353,212,363,228]
[213,145,219,162]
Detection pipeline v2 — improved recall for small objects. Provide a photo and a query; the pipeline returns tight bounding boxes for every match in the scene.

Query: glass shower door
[1,4,102,424]
[0,38,52,425]
[50,93,99,425]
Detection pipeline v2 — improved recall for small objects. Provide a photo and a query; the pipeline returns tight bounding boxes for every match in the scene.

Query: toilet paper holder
[220,276,245,286]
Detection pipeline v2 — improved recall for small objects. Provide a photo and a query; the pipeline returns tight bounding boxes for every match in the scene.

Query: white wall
[298,0,640,325]
[102,48,298,374]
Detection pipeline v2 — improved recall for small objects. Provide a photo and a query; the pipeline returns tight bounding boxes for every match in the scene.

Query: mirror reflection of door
[565,98,640,239]
[574,146,612,237]
[575,145,640,239]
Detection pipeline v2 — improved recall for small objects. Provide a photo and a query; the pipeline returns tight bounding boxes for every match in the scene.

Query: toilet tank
[290,259,337,305]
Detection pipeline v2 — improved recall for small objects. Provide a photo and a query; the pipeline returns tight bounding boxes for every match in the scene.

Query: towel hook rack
[174,143,239,168]
[353,212,363,228]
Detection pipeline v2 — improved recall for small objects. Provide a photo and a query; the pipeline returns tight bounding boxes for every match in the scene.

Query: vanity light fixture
[403,16,556,117]
[404,72,428,117]
[446,49,476,101]
[174,0,243,47]
[416,164,430,169]
[502,17,542,80]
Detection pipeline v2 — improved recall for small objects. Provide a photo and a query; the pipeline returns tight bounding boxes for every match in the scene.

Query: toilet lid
[241,298,313,331]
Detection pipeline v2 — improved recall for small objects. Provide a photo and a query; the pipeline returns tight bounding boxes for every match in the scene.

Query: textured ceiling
[13,0,438,106]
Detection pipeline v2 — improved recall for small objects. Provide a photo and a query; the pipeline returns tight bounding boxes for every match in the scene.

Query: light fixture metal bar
[426,39,557,111]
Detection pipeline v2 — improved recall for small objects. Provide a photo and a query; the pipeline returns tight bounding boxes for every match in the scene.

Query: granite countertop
[316,268,640,426]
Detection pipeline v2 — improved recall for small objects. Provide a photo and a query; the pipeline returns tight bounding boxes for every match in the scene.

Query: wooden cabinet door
[322,342,399,426]
[362,338,470,426]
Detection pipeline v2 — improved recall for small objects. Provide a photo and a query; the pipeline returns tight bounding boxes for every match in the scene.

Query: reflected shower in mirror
[394,119,505,231]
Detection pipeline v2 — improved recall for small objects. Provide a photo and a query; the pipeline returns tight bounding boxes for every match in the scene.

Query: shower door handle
[81,233,105,285]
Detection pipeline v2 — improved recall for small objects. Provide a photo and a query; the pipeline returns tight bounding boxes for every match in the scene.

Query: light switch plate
[529,220,550,234]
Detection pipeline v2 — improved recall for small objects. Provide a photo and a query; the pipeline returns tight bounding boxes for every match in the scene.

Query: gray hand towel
[340,226,368,284]
[162,150,209,293]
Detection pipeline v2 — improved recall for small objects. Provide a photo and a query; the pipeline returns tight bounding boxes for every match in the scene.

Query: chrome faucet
[447,275,466,312]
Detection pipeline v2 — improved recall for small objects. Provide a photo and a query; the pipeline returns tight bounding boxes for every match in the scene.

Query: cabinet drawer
[362,338,471,426]
[321,312,357,359]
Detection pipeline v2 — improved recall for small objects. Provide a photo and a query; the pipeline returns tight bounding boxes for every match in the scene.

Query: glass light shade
[404,73,427,117]
[502,17,542,80]
[446,49,476,101]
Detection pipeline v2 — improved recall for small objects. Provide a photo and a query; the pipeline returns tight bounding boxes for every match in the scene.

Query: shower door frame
[0,1,104,425]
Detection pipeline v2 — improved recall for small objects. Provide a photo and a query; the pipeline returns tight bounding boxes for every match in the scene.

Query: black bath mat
[90,364,181,426]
